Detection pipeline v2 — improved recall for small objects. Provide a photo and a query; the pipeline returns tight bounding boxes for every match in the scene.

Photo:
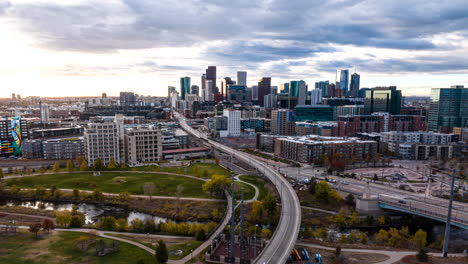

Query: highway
[175,112,301,264]
[332,177,468,228]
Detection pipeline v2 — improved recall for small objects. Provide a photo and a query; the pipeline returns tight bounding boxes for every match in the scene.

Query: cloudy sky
[1,0,468,98]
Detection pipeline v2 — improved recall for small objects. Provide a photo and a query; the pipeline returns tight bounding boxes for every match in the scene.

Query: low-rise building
[43,138,84,160]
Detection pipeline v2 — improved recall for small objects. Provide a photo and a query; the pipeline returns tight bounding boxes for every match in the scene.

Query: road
[175,112,301,264]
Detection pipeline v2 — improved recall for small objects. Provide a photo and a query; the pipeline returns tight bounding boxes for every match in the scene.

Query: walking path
[301,206,337,215]
[234,174,259,202]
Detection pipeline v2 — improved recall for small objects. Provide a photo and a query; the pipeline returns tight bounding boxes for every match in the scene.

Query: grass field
[0,231,154,264]
[5,172,210,198]
[161,162,232,178]
[239,175,270,200]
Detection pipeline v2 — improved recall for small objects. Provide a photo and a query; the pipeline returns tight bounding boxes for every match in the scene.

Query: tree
[25,168,32,175]
[107,158,117,169]
[91,188,104,201]
[410,229,427,249]
[377,216,386,225]
[93,158,104,171]
[143,182,156,199]
[42,219,55,233]
[261,228,272,239]
[315,181,340,204]
[72,189,80,199]
[308,179,317,194]
[250,200,263,222]
[196,229,206,241]
[53,162,60,173]
[262,194,277,218]
[211,209,219,220]
[118,191,130,202]
[155,240,168,263]
[332,214,346,230]
[416,248,429,262]
[70,213,85,228]
[202,174,231,197]
[29,223,42,237]
[348,212,360,226]
[116,218,127,232]
[66,160,74,173]
[345,193,355,206]
[80,160,88,171]
[130,218,144,232]
[100,216,117,230]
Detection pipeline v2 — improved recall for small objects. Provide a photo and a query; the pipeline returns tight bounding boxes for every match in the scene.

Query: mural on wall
[9,117,22,155]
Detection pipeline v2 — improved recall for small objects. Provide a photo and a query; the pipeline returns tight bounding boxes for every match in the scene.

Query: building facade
[271,109,295,135]
[124,126,162,165]
[428,85,468,132]
[84,121,120,166]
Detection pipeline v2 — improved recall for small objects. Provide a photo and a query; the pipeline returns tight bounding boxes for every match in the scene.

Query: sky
[1,0,468,98]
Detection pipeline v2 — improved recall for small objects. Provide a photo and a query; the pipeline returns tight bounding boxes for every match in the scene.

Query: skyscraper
[290,80,307,105]
[206,66,217,93]
[271,109,295,135]
[168,86,176,97]
[40,102,49,122]
[310,88,323,105]
[364,86,402,115]
[191,85,199,96]
[349,73,360,98]
[280,83,289,93]
[337,69,349,96]
[221,77,235,100]
[428,85,468,132]
[257,77,271,107]
[315,80,329,97]
[120,92,136,106]
[180,76,191,100]
[237,71,247,86]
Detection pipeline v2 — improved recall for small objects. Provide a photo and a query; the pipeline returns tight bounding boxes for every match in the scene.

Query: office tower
[251,85,258,101]
[11,93,15,100]
[358,88,371,98]
[364,86,402,115]
[221,77,235,100]
[227,85,251,103]
[315,80,329,97]
[84,121,121,166]
[428,85,468,132]
[290,80,307,105]
[120,92,136,106]
[327,83,336,97]
[168,86,176,97]
[294,105,334,122]
[237,71,247,86]
[180,76,191,100]
[280,83,289,93]
[310,88,323,105]
[271,86,278,95]
[40,102,50,122]
[223,109,241,137]
[201,74,206,92]
[205,80,214,101]
[336,69,349,96]
[257,77,271,106]
[191,85,199,96]
[264,94,278,109]
[125,125,163,165]
[206,66,217,93]
[170,91,179,108]
[349,73,360,98]
[102,93,107,99]
[271,109,295,135]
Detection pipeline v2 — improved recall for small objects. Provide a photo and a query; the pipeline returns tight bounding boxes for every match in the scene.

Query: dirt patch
[297,246,389,264]
[396,255,468,264]
[112,177,127,184]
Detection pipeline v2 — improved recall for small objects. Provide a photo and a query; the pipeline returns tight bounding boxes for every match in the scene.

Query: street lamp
[254,224,258,258]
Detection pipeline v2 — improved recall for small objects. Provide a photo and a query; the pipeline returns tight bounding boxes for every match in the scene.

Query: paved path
[235,174,259,202]
[301,206,337,215]
[0,212,56,221]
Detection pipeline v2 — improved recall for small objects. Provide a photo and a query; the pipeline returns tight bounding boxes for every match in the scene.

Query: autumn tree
[250,200,263,222]
[79,160,88,171]
[29,223,42,237]
[155,240,168,263]
[410,229,427,249]
[52,162,60,173]
[42,219,55,233]
[93,158,104,171]
[107,158,117,169]
[66,160,74,173]
[315,180,340,204]
[202,174,231,197]
[91,188,104,201]
[262,194,277,218]
[100,216,117,230]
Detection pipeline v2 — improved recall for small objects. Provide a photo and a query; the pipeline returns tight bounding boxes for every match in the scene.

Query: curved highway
[175,112,301,264]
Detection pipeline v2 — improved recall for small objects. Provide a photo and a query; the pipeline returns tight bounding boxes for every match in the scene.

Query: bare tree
[143,182,155,200]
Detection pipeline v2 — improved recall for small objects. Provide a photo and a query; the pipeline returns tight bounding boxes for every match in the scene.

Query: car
[398,199,407,204]
[340,180,349,185]
[326,177,336,183]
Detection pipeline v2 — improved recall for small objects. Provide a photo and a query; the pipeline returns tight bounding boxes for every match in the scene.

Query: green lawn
[0,231,154,264]
[6,172,210,198]
[161,162,232,178]
[239,175,269,200]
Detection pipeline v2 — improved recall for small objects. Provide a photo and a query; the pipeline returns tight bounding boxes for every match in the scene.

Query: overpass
[175,112,301,264]
[333,177,468,230]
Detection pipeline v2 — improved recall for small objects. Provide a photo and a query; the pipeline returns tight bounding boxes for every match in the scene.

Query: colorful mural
[9,117,22,155]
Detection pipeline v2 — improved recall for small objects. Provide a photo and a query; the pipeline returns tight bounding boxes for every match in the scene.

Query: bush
[416,248,429,262]
[196,229,206,241]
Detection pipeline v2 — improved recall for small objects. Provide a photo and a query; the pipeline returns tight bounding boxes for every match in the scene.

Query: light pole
[254,224,258,258]
[442,169,456,258]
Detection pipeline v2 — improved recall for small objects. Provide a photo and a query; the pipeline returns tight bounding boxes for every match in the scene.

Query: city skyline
[1,0,468,97]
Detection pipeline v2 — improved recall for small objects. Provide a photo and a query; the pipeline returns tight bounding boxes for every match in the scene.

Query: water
[2,200,169,225]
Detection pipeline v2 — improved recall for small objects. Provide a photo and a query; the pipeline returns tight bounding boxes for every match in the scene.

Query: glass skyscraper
[337,69,349,97]
[180,76,191,100]
[428,85,468,132]
[315,80,329,97]
[364,86,402,115]
[349,73,360,97]
[290,80,307,105]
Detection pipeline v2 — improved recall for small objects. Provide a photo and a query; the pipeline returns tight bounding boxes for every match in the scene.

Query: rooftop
[162,147,210,154]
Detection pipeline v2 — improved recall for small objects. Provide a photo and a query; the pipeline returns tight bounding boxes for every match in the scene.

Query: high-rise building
[180,76,191,100]
[280,83,289,94]
[204,80,214,101]
[257,77,271,107]
[315,80,329,97]
[294,105,334,122]
[120,92,136,106]
[290,80,307,105]
[168,86,176,97]
[264,94,278,109]
[206,66,217,93]
[251,85,258,101]
[327,83,336,97]
[358,88,371,98]
[191,85,199,96]
[271,109,295,135]
[349,73,360,98]
[102,93,107,99]
[428,85,468,132]
[40,102,50,122]
[124,125,163,165]
[0,117,29,156]
[84,121,121,166]
[364,86,402,115]
[223,109,241,137]
[310,88,323,105]
[11,93,15,100]
[221,77,235,100]
[237,71,247,86]
[227,85,251,103]
[337,69,349,96]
